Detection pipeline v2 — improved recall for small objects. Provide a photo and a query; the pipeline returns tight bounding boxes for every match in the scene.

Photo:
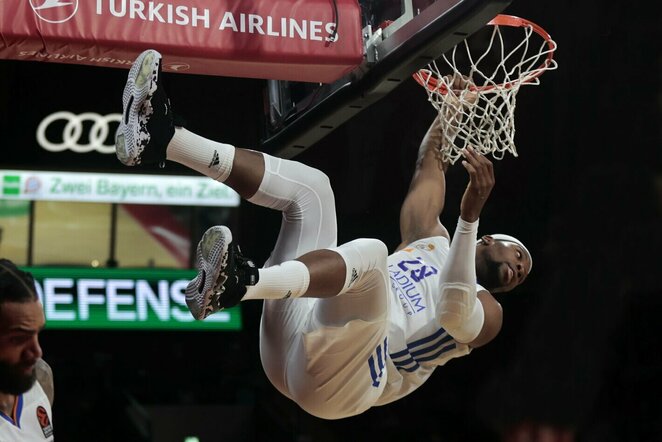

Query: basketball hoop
[413,15,558,164]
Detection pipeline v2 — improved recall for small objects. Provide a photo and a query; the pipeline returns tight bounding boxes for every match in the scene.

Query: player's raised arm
[397,115,451,249]
[437,146,501,347]
[398,76,479,250]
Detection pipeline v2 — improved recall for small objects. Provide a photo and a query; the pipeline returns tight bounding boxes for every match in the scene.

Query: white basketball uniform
[376,235,485,406]
[0,381,54,441]
[254,155,482,419]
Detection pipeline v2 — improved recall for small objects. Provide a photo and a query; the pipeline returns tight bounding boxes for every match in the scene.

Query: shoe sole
[116,49,161,166]
[186,226,233,320]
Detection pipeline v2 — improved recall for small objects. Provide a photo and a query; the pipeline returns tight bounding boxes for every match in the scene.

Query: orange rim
[413,14,556,94]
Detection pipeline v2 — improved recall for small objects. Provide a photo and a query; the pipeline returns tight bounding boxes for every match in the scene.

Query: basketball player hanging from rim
[115,48,535,419]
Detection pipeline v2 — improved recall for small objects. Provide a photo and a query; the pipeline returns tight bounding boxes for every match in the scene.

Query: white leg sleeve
[248,154,338,266]
[436,217,485,343]
[254,156,339,402]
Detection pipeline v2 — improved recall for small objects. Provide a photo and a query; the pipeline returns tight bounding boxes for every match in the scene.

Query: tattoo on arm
[35,359,54,406]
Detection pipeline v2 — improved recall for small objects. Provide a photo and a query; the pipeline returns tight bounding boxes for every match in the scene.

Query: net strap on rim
[414,14,558,165]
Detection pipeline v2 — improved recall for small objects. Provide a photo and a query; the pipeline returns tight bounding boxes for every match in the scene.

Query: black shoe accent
[138,61,175,167]
[125,95,134,124]
[217,244,259,310]
[198,270,206,294]
[173,113,187,128]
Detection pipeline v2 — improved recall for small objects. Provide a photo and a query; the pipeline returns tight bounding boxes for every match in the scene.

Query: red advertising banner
[0,0,363,83]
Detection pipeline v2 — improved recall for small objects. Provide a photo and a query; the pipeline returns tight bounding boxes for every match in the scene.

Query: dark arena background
[1,1,660,441]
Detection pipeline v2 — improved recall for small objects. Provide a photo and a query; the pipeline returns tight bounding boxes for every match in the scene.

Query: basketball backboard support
[260,0,512,159]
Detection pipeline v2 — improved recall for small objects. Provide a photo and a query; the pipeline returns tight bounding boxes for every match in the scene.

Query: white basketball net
[415,17,558,164]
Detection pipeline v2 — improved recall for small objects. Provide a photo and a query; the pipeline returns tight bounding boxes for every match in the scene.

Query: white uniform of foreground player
[0,381,53,442]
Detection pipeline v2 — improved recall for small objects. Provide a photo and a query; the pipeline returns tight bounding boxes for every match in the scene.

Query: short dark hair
[0,259,38,305]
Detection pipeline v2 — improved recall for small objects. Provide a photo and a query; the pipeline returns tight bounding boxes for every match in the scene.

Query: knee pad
[302,166,333,200]
[249,155,334,210]
[329,238,388,295]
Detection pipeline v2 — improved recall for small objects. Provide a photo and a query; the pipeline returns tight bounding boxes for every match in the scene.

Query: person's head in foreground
[0,259,44,395]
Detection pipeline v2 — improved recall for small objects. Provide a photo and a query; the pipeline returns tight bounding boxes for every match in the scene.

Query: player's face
[0,301,45,395]
[476,238,531,293]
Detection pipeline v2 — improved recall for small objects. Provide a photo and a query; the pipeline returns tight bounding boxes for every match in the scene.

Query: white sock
[166,127,235,181]
[243,260,310,300]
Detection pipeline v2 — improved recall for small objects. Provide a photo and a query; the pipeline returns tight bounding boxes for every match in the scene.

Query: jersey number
[397,258,438,282]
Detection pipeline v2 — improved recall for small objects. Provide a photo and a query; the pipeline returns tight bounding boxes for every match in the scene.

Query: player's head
[475,234,532,293]
[0,259,44,395]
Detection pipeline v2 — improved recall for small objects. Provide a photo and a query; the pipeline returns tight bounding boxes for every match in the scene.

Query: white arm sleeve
[436,217,485,343]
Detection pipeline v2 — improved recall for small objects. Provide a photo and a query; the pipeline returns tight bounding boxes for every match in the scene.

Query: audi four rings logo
[37,111,122,154]
[29,0,79,24]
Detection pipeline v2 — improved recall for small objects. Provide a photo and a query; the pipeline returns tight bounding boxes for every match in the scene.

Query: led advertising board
[25,267,241,330]
[2,170,240,207]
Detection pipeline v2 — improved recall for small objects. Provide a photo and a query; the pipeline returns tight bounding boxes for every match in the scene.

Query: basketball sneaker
[185,226,259,320]
[115,49,175,167]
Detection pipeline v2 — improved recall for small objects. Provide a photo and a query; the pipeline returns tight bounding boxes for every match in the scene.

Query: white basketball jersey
[376,236,485,406]
[0,381,54,441]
